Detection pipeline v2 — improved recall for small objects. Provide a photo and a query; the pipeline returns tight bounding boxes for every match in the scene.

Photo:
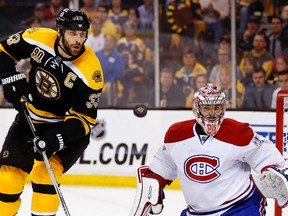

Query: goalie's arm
[129,166,172,216]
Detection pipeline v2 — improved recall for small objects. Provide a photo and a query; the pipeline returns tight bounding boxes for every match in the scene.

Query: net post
[275,90,288,215]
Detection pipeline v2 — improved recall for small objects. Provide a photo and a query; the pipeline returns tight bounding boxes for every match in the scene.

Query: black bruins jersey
[0,27,104,135]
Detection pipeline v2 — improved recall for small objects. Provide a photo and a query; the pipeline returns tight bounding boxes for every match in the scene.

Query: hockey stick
[20,96,71,216]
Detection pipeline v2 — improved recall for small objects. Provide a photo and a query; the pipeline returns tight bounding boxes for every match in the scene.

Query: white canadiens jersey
[149,118,285,214]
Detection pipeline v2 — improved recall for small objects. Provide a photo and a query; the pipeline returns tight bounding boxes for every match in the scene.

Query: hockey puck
[133,104,147,118]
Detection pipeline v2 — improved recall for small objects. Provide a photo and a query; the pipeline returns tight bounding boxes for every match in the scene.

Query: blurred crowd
[1,0,288,110]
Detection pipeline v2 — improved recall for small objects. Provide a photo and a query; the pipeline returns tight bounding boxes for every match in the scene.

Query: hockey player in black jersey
[0,8,104,215]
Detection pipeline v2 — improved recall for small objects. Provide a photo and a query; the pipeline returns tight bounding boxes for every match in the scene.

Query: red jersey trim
[164,119,196,143]
[215,118,254,146]
[164,118,254,147]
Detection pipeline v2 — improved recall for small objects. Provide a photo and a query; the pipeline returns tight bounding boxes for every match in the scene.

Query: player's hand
[0,71,30,111]
[30,133,65,161]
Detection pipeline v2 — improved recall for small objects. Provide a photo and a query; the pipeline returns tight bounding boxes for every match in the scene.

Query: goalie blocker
[130,166,172,216]
[251,167,288,208]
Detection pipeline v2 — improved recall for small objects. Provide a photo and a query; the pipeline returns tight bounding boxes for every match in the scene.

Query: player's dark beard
[60,37,82,57]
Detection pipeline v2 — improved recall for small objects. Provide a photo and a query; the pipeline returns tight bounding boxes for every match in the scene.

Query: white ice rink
[18,185,187,215]
[17,185,279,216]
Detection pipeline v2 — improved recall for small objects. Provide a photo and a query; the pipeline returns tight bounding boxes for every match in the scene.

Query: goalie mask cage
[276,89,288,216]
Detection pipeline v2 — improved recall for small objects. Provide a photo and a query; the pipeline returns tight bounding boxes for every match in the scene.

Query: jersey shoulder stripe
[22,27,57,50]
[22,28,104,91]
[70,46,104,91]
[215,118,254,146]
[164,119,196,144]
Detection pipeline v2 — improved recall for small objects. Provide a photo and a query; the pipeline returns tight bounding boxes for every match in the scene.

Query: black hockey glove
[31,132,65,161]
[0,71,30,111]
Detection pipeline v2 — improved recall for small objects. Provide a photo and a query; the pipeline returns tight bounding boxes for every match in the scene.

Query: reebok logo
[1,73,25,85]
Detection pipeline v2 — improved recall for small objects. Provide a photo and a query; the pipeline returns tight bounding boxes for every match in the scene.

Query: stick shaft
[20,96,71,216]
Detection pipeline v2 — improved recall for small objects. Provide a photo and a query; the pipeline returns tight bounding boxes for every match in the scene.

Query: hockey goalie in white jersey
[130,84,288,216]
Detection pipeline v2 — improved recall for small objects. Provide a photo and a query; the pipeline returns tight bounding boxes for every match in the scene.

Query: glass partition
[0,0,286,111]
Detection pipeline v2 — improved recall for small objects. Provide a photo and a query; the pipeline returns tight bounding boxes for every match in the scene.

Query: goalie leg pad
[130,167,164,216]
[251,167,288,208]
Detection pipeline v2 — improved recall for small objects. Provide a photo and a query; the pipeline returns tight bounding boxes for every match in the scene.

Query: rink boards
[0,108,277,188]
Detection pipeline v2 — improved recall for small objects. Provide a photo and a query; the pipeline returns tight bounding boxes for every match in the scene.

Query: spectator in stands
[240,54,258,86]
[271,70,288,109]
[46,0,64,22]
[216,64,245,109]
[81,0,97,20]
[275,54,288,72]
[175,48,207,99]
[137,0,154,31]
[175,47,207,79]
[118,50,148,108]
[108,0,127,28]
[19,3,54,30]
[185,74,208,108]
[96,34,124,106]
[270,54,288,85]
[126,7,141,31]
[97,4,120,38]
[209,47,243,86]
[281,5,288,31]
[239,31,274,81]
[243,66,276,109]
[238,0,256,35]
[85,14,105,52]
[165,0,201,41]
[159,67,186,108]
[219,34,231,49]
[117,21,147,107]
[117,20,145,74]
[247,0,264,20]
[238,15,262,52]
[268,16,288,58]
[199,0,230,49]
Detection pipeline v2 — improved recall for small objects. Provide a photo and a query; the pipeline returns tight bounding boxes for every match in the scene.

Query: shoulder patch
[71,46,104,90]
[26,27,40,34]
[164,119,196,144]
[215,118,254,146]
[92,70,102,83]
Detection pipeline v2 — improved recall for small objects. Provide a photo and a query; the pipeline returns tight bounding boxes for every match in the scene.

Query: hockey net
[276,90,288,216]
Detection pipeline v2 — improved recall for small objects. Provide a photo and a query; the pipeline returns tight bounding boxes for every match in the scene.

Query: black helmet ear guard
[56,8,90,34]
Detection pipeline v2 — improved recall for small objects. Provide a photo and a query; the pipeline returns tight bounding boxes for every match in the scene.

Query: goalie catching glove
[0,71,30,111]
[129,166,172,216]
[251,167,288,208]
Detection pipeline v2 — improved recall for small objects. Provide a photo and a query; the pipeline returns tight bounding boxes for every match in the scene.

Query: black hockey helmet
[56,8,90,31]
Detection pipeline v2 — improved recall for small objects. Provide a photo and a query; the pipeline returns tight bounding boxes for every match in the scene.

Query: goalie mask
[192,84,226,136]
